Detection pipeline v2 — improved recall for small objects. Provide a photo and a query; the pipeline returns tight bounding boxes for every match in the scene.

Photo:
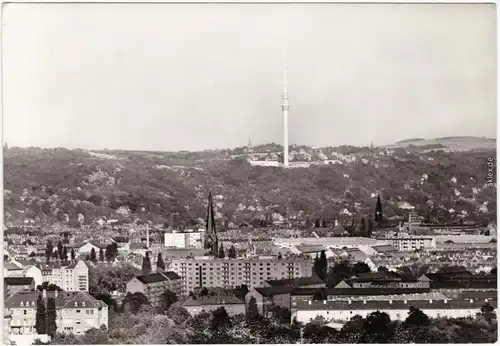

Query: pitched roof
[161,271,181,280]
[289,287,432,297]
[266,276,325,288]
[295,245,326,253]
[136,273,170,284]
[182,296,244,307]
[4,277,35,286]
[254,286,295,297]
[4,291,107,310]
[5,262,22,271]
[111,236,130,243]
[293,298,498,311]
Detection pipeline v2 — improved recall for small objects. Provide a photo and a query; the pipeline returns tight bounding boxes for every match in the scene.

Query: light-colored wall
[58,307,108,335]
[8,307,36,335]
[164,234,187,248]
[185,303,246,317]
[292,306,491,324]
[170,258,313,294]
[25,267,43,287]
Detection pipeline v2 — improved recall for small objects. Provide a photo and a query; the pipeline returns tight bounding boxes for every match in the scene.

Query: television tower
[282,53,290,167]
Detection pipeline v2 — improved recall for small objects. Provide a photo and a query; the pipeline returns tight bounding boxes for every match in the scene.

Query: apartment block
[168,256,313,295]
[26,260,89,291]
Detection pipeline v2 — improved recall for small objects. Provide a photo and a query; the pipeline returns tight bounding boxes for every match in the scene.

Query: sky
[2,3,497,151]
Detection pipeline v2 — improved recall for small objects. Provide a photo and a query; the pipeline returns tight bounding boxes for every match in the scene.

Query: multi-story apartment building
[379,236,436,251]
[126,272,183,306]
[25,260,89,291]
[4,290,108,336]
[168,256,313,295]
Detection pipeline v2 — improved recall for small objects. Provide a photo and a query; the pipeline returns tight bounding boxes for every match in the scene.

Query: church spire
[204,191,218,256]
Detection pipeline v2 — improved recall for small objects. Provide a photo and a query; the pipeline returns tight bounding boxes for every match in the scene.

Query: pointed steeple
[204,191,218,256]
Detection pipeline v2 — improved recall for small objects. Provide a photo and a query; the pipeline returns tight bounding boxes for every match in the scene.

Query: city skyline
[3,3,496,152]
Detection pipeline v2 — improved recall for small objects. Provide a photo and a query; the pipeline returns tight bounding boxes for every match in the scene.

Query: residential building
[110,236,130,253]
[168,256,313,295]
[347,272,431,289]
[4,290,108,336]
[27,261,89,291]
[291,298,497,324]
[182,296,245,316]
[4,262,24,278]
[4,277,36,297]
[126,272,183,306]
[77,242,107,258]
[379,236,436,251]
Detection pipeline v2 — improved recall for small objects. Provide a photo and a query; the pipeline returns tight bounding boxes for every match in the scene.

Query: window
[23,310,27,315]
[76,310,81,313]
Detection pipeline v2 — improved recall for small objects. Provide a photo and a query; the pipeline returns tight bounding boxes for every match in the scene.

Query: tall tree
[157,253,165,272]
[315,219,321,228]
[52,250,59,260]
[403,307,430,328]
[318,250,328,280]
[46,297,57,337]
[90,248,97,263]
[57,241,64,261]
[71,248,76,261]
[227,245,237,259]
[142,252,152,275]
[158,289,178,312]
[218,243,225,259]
[367,219,374,237]
[322,219,328,228]
[359,217,366,235]
[62,246,68,261]
[35,295,47,334]
[45,240,53,263]
[247,296,260,321]
[99,248,104,262]
[375,195,383,223]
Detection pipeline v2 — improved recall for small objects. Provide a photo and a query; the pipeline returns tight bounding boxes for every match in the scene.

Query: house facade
[4,290,108,337]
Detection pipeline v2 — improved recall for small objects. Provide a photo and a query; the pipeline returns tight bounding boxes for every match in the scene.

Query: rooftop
[266,276,325,288]
[182,296,244,307]
[4,277,35,286]
[293,298,497,311]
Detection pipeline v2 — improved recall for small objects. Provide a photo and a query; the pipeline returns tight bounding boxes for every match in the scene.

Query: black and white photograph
[1,1,498,344]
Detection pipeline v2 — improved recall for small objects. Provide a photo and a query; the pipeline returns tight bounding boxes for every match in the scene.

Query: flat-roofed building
[169,256,313,295]
[378,236,436,251]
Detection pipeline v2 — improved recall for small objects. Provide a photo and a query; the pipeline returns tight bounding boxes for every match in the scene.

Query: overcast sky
[2,3,496,151]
